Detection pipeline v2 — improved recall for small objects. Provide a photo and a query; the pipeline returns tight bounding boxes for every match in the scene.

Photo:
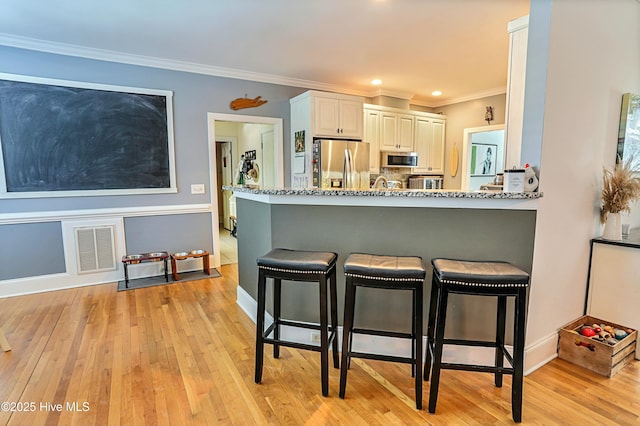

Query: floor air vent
[75,226,116,274]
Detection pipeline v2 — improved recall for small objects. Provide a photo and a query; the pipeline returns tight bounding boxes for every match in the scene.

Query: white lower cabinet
[587,239,640,359]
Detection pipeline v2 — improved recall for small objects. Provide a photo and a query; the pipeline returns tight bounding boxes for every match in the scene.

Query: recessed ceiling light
[371,79,382,85]
[432,90,442,96]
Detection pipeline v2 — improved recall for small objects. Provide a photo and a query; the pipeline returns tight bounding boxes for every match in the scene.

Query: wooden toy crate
[558,315,636,377]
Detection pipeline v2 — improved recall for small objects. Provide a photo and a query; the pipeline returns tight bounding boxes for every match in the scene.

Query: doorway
[207,113,284,267]
[460,124,505,191]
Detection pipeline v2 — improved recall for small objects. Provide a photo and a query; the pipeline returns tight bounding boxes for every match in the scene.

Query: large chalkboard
[0,74,175,197]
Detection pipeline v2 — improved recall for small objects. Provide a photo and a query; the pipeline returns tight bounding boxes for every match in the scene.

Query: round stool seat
[344,253,426,281]
[432,258,529,287]
[257,248,337,274]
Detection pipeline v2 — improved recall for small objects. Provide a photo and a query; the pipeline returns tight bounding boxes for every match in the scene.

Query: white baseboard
[237,286,555,373]
[0,255,212,299]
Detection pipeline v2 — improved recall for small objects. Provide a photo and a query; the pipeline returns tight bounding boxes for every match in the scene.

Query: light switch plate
[191,184,205,194]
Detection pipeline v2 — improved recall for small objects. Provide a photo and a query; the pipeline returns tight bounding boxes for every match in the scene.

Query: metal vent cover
[75,226,116,274]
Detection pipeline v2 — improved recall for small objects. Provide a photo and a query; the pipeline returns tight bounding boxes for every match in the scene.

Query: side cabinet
[586,236,640,360]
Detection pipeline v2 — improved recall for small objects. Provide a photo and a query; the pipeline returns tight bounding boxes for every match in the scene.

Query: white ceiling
[0,0,530,107]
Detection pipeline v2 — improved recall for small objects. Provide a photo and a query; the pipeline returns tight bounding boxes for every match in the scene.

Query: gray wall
[0,45,305,283]
[237,198,536,342]
[0,45,303,215]
[124,213,213,255]
[0,222,65,280]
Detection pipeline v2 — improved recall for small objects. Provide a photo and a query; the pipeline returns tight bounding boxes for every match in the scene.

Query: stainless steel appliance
[312,139,370,189]
[381,151,418,168]
[409,176,444,189]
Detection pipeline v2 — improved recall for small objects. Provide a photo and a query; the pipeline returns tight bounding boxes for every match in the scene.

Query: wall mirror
[617,93,640,171]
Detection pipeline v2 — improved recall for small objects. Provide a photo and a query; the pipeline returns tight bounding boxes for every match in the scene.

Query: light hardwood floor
[0,264,639,425]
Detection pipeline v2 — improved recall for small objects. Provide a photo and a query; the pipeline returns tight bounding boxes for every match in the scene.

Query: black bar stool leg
[319,275,329,397]
[512,289,527,423]
[415,282,423,410]
[329,269,340,369]
[495,295,507,387]
[428,283,449,414]
[339,276,356,398]
[424,274,439,381]
[273,278,281,359]
[255,270,267,383]
[411,288,416,378]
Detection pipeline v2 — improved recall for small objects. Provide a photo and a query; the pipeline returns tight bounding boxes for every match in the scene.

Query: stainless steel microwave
[380,151,419,168]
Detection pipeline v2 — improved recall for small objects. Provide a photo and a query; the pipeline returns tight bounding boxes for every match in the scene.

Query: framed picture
[470,143,497,176]
[294,130,305,153]
[617,93,640,171]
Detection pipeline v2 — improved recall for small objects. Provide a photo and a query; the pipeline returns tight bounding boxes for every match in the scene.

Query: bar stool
[254,248,339,397]
[424,258,530,423]
[339,253,426,409]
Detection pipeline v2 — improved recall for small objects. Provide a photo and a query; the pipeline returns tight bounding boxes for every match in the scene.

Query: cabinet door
[413,118,445,174]
[429,121,445,174]
[380,112,398,150]
[364,109,380,173]
[397,114,415,151]
[339,100,363,138]
[314,96,340,137]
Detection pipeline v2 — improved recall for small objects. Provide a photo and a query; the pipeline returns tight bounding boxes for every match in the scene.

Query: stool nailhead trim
[441,279,529,288]
[345,272,424,282]
[258,265,332,275]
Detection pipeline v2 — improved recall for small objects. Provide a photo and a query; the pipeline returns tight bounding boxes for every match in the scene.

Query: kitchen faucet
[372,176,388,189]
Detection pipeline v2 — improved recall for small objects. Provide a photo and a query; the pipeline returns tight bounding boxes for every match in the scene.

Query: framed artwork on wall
[470,143,497,176]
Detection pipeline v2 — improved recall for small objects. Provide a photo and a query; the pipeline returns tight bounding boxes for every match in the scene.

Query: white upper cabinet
[413,118,445,174]
[364,108,381,173]
[365,104,446,174]
[313,95,363,138]
[379,111,414,151]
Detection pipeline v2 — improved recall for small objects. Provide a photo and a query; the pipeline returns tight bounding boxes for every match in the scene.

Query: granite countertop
[224,185,542,200]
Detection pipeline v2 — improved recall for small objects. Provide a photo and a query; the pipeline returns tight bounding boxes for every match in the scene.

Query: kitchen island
[229,186,541,358]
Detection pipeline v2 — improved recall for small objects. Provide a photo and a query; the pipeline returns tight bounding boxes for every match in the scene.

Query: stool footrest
[263,334,336,353]
[351,327,414,340]
[349,351,415,365]
[442,338,509,349]
[438,362,515,375]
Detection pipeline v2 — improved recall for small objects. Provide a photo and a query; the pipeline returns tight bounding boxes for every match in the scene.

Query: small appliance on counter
[312,139,370,190]
[503,168,526,193]
[409,176,444,189]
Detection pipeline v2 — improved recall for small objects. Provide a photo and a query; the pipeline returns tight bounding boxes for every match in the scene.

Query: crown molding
[414,86,507,108]
[0,33,508,109]
[366,88,415,100]
[0,33,372,97]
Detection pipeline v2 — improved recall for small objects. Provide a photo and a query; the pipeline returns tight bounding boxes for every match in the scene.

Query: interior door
[219,142,233,230]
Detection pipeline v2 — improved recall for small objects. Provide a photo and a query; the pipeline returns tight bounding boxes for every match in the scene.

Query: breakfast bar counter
[229,186,541,350]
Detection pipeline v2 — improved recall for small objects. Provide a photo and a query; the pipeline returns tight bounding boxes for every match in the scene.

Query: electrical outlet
[310,332,321,344]
[190,183,205,194]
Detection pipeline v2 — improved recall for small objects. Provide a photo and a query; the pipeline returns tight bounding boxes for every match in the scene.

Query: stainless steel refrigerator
[312,139,370,189]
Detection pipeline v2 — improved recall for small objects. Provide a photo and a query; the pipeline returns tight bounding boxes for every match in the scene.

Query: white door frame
[460,124,505,191]
[207,113,284,267]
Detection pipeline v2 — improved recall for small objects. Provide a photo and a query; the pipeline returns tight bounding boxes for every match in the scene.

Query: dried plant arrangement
[600,158,640,223]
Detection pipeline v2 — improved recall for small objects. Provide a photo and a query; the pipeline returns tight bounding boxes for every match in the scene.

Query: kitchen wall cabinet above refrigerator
[290,90,364,188]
